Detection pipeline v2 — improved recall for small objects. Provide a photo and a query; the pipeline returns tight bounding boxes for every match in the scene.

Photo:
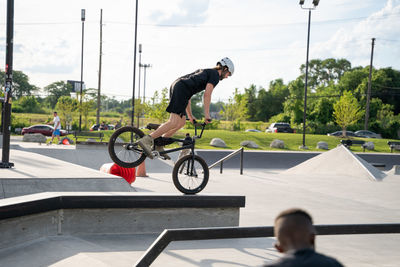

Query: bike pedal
[152,151,160,158]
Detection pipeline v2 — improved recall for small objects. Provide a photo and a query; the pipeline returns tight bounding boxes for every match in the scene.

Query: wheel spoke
[108,126,146,168]
[172,155,209,194]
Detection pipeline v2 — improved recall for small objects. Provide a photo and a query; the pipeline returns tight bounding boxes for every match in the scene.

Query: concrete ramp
[0,149,135,199]
[284,145,386,181]
[386,165,400,176]
[0,192,245,250]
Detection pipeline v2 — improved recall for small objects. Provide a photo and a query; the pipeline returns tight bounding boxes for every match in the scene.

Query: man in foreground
[264,208,344,267]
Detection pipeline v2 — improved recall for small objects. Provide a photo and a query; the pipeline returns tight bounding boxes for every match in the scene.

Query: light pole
[364,38,375,130]
[131,0,139,127]
[79,9,85,132]
[1,0,15,168]
[299,0,319,149]
[137,44,142,128]
[141,63,151,103]
[96,9,103,126]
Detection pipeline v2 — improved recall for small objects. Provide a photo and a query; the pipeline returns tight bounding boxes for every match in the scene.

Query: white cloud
[149,0,210,25]
[313,0,400,68]
[0,0,399,102]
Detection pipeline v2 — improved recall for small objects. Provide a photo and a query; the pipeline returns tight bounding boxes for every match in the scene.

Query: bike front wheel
[172,155,209,194]
[108,126,146,168]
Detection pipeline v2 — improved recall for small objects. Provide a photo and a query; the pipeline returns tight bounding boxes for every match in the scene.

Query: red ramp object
[100,163,136,184]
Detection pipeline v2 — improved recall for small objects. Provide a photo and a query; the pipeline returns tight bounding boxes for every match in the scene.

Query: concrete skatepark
[1,137,400,266]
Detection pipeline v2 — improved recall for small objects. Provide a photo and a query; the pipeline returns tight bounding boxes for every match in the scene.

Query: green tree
[190,91,204,119]
[145,88,169,122]
[210,101,224,113]
[373,67,400,114]
[44,81,73,108]
[244,84,258,121]
[244,80,289,122]
[221,88,248,122]
[333,91,363,137]
[283,77,305,125]
[376,102,395,130]
[13,96,45,113]
[268,79,290,118]
[310,97,335,125]
[0,70,39,99]
[133,98,147,127]
[300,58,351,89]
[78,92,96,130]
[254,88,274,121]
[56,96,78,130]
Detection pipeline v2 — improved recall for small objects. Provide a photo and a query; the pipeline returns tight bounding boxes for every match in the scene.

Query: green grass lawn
[13,113,397,153]
[99,128,397,153]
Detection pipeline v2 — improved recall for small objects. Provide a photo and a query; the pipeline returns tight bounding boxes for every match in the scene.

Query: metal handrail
[208,147,244,174]
[135,223,400,266]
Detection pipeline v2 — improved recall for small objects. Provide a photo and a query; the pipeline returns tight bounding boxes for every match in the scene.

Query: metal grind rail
[208,147,244,174]
[135,223,400,266]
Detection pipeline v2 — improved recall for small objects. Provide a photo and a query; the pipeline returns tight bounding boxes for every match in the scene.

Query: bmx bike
[108,121,209,194]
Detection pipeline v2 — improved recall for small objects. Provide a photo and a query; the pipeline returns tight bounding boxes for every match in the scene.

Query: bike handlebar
[192,119,208,138]
[192,119,211,127]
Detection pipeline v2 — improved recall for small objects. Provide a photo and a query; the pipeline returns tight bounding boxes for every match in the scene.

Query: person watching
[264,208,344,267]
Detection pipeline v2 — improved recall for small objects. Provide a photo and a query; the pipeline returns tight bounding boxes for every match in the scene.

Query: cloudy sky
[1,0,400,102]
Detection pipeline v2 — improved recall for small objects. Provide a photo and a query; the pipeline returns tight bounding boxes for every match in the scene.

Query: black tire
[108,126,146,168]
[172,155,209,194]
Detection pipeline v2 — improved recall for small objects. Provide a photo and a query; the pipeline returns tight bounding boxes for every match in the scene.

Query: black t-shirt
[264,248,344,267]
[178,68,220,95]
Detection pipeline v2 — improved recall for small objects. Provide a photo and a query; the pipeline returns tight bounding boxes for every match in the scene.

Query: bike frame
[155,122,206,159]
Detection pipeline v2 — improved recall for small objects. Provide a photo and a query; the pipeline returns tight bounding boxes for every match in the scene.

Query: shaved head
[274,208,316,253]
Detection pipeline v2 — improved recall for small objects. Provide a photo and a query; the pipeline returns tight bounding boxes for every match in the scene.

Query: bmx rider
[136,57,234,159]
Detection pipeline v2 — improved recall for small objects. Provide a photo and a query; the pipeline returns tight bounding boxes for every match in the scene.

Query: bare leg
[162,116,186,138]
[149,113,184,139]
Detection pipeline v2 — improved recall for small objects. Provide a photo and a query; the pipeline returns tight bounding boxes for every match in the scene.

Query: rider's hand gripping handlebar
[192,119,207,138]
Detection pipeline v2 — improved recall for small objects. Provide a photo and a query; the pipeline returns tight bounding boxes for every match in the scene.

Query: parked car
[327,130,356,137]
[21,124,67,136]
[90,124,115,131]
[245,129,262,132]
[266,122,295,133]
[355,130,382,139]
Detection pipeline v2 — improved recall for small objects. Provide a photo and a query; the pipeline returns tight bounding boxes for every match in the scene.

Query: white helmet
[217,57,234,75]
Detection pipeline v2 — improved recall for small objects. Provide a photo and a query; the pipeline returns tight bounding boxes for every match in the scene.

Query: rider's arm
[186,99,195,122]
[203,83,214,121]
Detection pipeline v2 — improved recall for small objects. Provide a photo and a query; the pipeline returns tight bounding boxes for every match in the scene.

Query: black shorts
[166,80,191,117]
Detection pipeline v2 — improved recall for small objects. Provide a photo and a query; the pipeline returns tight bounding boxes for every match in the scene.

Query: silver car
[355,130,382,139]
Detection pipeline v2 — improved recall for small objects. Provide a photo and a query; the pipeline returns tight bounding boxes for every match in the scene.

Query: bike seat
[146,123,160,130]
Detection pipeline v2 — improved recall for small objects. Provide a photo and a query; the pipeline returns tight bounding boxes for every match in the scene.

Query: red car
[21,124,67,136]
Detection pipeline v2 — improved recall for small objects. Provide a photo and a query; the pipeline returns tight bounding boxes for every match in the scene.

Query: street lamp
[299,0,319,149]
[141,63,152,103]
[79,9,85,132]
[131,0,139,126]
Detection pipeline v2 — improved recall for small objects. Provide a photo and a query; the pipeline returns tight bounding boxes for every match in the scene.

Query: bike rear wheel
[172,155,209,194]
[108,126,146,168]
